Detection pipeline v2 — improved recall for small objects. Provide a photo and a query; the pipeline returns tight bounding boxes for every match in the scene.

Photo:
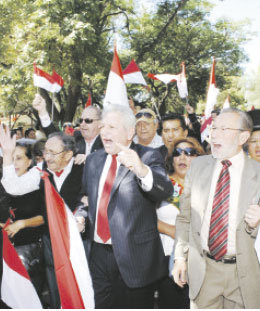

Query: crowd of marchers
[0,94,260,309]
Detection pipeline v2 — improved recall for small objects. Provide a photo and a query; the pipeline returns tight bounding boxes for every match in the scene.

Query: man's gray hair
[48,132,76,155]
[220,108,253,132]
[84,105,102,119]
[102,104,136,129]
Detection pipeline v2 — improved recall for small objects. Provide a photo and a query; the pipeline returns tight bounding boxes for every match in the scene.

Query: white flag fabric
[148,63,188,98]
[103,47,129,107]
[0,228,42,309]
[148,73,179,85]
[41,171,94,309]
[223,96,230,109]
[123,60,147,86]
[33,64,64,93]
[176,63,188,98]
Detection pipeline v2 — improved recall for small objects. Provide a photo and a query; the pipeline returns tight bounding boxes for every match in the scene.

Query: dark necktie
[97,155,117,242]
[208,160,232,260]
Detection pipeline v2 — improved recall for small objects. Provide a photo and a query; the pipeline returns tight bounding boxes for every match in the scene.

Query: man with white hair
[173,108,260,308]
[82,104,173,308]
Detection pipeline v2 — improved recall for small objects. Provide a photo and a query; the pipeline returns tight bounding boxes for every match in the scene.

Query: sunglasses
[172,147,197,157]
[79,118,99,124]
[135,112,154,119]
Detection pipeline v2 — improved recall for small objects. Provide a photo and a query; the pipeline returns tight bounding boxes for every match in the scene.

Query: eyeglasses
[79,118,99,124]
[211,127,245,132]
[43,149,65,157]
[172,147,197,157]
[135,112,154,119]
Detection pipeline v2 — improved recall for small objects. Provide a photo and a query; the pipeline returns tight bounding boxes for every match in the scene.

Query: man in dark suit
[82,104,173,308]
[32,94,103,164]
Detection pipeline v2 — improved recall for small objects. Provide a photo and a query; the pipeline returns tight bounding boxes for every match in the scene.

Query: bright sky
[210,0,260,74]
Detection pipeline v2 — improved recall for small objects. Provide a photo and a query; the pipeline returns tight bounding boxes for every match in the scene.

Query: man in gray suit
[173,108,260,308]
[82,104,173,308]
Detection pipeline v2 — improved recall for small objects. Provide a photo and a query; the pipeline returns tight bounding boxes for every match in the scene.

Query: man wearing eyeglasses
[0,129,87,308]
[134,108,164,148]
[32,94,103,165]
[173,108,260,308]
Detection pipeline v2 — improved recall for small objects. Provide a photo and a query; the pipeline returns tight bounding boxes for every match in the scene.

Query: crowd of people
[0,93,260,309]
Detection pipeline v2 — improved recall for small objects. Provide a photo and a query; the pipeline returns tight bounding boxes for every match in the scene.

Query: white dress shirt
[201,150,245,255]
[94,153,153,244]
[84,135,99,156]
[133,133,163,148]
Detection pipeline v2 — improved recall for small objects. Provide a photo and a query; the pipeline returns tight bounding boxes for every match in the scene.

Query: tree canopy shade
[0,0,251,124]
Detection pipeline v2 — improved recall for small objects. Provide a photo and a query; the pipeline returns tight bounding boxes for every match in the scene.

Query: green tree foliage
[120,0,249,115]
[0,0,251,124]
[245,66,260,109]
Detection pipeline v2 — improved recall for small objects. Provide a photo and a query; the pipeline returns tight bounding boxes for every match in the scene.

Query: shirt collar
[49,157,74,177]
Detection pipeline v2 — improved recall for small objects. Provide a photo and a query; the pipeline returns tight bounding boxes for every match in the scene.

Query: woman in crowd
[0,142,46,303]
[248,129,260,162]
[247,109,260,162]
[156,136,205,309]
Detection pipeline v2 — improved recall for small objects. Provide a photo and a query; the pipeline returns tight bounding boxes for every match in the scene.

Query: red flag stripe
[42,172,85,308]
[122,59,140,75]
[111,47,124,79]
[2,230,29,280]
[34,64,55,84]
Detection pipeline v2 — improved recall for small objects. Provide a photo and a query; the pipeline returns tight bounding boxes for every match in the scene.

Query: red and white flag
[103,46,129,107]
[204,58,219,118]
[0,228,42,309]
[33,64,64,93]
[147,72,179,85]
[51,69,64,93]
[200,59,219,142]
[148,62,188,98]
[123,59,147,86]
[41,171,94,309]
[85,93,92,108]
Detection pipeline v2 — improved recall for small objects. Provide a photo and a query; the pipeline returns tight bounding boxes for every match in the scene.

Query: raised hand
[0,125,16,166]
[32,93,48,116]
[116,142,148,178]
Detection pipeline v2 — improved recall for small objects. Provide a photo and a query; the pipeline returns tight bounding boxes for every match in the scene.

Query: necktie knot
[221,160,232,168]
[55,169,64,177]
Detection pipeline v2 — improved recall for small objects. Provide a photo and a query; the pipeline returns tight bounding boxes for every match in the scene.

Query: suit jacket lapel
[109,143,136,203]
[200,156,216,221]
[92,151,107,212]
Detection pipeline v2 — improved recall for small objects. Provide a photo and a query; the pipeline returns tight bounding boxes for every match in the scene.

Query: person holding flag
[0,127,94,308]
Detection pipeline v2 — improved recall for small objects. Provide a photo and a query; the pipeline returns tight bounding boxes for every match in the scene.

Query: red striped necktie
[97,154,117,242]
[208,160,232,260]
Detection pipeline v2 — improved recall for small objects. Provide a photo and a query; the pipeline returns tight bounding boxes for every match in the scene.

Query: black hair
[161,113,188,131]
[24,127,35,138]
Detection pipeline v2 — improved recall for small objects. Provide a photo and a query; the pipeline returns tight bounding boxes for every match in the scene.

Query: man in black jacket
[32,94,103,164]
